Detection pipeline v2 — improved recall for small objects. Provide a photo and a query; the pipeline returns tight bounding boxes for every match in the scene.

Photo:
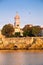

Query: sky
[0,0,43,29]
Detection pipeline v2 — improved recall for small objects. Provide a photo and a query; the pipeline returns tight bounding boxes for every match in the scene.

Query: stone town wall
[0,37,43,49]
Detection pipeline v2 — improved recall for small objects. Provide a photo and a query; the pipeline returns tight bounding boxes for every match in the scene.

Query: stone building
[14,13,20,32]
[14,13,23,36]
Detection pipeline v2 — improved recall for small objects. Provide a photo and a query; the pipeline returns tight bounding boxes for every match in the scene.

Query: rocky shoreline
[0,37,43,50]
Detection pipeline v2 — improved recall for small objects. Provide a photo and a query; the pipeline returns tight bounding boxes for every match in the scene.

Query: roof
[14,13,20,19]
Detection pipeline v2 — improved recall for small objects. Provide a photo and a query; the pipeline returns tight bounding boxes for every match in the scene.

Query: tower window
[17,25,19,26]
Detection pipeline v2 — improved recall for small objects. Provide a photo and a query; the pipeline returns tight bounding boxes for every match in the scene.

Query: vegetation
[23,25,41,37]
[23,25,32,37]
[14,32,21,37]
[1,24,42,37]
[1,24,14,37]
[0,23,43,50]
[32,26,41,36]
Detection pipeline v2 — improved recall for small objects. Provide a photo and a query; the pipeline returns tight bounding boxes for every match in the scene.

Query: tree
[14,32,20,37]
[23,24,32,31]
[23,25,41,37]
[23,30,29,37]
[1,24,14,37]
[32,26,41,36]
[23,24,32,37]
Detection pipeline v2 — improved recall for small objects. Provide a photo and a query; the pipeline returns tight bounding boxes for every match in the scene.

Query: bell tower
[14,12,20,32]
[14,12,20,28]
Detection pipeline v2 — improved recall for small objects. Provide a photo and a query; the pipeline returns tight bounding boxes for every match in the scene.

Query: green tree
[23,25,31,31]
[1,24,14,37]
[14,32,20,37]
[23,30,30,37]
[32,26,41,36]
[23,25,41,37]
[23,24,32,37]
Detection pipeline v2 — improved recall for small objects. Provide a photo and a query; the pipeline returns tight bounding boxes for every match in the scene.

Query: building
[14,13,20,32]
[14,13,23,36]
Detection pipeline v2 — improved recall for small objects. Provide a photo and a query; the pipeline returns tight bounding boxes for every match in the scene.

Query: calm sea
[0,50,43,65]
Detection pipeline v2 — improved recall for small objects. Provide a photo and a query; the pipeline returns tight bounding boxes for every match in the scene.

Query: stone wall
[0,37,43,49]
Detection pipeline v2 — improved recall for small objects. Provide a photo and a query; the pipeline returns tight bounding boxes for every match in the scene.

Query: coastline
[0,50,43,53]
[0,37,43,50]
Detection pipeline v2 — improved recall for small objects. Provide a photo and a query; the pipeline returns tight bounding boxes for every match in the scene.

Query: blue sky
[0,0,43,28]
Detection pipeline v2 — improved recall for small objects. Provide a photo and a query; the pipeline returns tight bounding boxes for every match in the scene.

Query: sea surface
[0,50,43,65]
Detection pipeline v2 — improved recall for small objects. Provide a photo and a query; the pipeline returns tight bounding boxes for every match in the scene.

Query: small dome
[14,13,20,19]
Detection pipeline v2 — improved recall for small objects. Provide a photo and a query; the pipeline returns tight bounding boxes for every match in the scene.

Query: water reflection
[0,51,43,65]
